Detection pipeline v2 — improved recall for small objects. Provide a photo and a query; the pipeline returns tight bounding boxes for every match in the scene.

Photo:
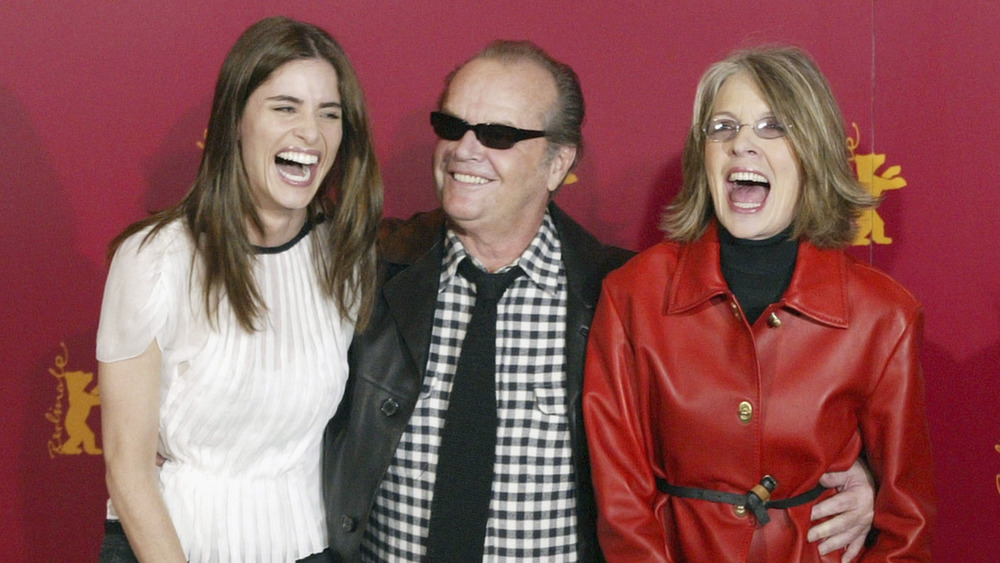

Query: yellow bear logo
[996,442,1000,495]
[848,123,907,246]
[45,343,102,457]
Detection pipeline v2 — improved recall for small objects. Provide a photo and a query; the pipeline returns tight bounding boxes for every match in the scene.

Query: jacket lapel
[381,211,448,383]
[553,204,605,407]
[781,241,850,328]
[667,222,731,314]
[666,221,850,328]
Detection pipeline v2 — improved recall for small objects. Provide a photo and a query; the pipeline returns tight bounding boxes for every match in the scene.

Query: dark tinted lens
[430,112,468,140]
[430,111,545,149]
[476,124,521,149]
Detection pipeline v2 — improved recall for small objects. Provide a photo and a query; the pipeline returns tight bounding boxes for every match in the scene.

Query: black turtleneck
[718,224,798,325]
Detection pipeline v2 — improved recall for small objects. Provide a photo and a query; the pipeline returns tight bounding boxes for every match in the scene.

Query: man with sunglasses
[323,40,876,562]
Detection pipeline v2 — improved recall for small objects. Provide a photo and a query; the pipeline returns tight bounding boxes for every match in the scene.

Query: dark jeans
[99,520,334,562]
[98,521,138,563]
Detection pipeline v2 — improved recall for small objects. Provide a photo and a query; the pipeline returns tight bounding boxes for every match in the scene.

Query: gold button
[738,401,753,424]
[734,504,748,517]
[730,301,740,318]
[767,312,782,328]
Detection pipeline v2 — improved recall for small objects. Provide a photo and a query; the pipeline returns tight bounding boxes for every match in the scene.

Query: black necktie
[425,257,524,562]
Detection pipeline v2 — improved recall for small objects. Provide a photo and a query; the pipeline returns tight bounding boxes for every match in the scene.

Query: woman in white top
[97,16,382,563]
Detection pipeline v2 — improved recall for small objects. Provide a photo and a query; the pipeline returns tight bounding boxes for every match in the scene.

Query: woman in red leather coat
[583,46,934,561]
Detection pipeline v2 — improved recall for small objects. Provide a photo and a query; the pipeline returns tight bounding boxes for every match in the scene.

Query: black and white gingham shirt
[362,213,578,562]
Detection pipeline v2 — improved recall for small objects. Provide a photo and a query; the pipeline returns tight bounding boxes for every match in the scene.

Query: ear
[546,144,578,193]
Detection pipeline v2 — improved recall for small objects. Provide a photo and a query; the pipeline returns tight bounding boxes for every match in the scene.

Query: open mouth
[276,150,319,185]
[728,170,770,211]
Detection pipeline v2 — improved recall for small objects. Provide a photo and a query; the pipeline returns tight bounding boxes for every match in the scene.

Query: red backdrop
[1,1,997,560]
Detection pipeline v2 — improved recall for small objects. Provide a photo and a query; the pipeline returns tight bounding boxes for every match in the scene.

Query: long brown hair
[664,45,876,248]
[109,16,382,331]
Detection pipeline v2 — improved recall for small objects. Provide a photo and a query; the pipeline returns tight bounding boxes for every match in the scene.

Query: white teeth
[733,201,761,209]
[728,171,768,184]
[277,151,319,165]
[453,173,489,184]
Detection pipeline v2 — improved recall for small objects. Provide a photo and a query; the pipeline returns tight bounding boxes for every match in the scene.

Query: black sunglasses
[430,111,547,150]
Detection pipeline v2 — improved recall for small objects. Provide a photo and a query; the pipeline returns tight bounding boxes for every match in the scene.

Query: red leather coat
[583,224,934,561]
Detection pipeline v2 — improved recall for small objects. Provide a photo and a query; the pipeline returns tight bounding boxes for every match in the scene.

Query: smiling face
[433,58,574,251]
[239,58,342,235]
[705,72,801,240]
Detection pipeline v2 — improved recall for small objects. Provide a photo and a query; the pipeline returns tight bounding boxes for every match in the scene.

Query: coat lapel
[383,245,442,380]
[380,211,448,383]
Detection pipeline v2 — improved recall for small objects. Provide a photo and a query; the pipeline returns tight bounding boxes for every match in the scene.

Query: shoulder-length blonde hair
[663,45,876,248]
[109,16,383,331]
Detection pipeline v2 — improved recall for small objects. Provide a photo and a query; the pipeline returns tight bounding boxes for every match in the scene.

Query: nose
[294,114,321,144]
[452,129,484,159]
[729,124,759,155]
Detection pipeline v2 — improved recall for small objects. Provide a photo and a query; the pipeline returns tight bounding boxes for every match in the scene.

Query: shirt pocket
[532,384,568,417]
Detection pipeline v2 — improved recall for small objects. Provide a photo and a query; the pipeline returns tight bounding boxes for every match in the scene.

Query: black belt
[655,475,826,525]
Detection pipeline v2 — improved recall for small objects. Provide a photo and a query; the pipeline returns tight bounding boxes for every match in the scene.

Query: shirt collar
[441,211,562,297]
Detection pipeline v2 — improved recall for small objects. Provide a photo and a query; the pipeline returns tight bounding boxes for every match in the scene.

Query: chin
[722,219,767,240]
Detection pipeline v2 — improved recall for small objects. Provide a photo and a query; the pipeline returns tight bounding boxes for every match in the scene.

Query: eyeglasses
[430,111,547,150]
[703,117,791,142]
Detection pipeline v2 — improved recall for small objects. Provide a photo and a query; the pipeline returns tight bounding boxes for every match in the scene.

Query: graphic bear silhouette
[56,370,102,455]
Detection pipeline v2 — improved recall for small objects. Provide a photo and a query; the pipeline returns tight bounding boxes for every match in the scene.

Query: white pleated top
[97,219,353,563]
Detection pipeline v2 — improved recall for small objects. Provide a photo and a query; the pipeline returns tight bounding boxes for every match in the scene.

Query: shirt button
[340,515,358,532]
[380,398,400,417]
[738,401,753,424]
[734,504,748,517]
[767,312,782,328]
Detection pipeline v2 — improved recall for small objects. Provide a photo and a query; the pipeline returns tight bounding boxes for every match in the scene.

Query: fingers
[815,530,852,555]
[812,459,875,558]
[841,534,865,562]
[808,489,872,557]
[808,510,856,542]
[813,461,874,523]
[814,522,866,557]
[819,469,849,489]
[811,492,851,522]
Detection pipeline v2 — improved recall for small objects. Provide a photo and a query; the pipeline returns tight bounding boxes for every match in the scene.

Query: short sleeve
[96,222,189,363]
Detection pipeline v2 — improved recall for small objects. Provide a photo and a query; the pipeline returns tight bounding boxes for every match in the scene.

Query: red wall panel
[1,1,995,560]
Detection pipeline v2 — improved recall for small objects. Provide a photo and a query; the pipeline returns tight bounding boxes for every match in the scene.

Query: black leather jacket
[322,203,632,562]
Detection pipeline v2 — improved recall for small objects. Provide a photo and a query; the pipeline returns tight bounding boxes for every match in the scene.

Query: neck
[451,217,542,273]
[718,223,798,324]
[248,210,308,248]
[718,223,795,248]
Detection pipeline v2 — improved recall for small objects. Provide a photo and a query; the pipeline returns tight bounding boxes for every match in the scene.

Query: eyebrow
[439,108,521,128]
[709,111,776,120]
[265,95,342,109]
